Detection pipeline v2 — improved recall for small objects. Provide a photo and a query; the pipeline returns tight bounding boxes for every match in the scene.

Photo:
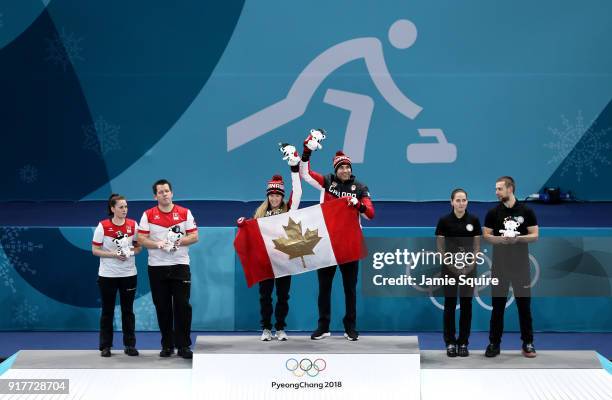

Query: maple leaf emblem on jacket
[273,217,322,268]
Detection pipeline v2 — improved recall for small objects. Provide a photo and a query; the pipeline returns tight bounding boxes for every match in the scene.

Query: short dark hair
[153,179,173,195]
[450,188,467,200]
[107,193,126,217]
[496,176,515,193]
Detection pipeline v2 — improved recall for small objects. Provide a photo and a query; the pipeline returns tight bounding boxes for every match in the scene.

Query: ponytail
[107,193,125,217]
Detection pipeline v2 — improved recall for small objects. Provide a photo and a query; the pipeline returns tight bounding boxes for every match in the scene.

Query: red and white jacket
[92,218,138,277]
[139,205,197,266]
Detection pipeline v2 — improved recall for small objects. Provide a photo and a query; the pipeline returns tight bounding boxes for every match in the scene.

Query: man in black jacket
[483,176,539,358]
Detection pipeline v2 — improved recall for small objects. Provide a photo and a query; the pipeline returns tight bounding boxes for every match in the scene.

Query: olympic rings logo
[285,358,327,377]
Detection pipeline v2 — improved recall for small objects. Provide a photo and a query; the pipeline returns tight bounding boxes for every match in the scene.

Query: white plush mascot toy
[163,225,184,252]
[499,217,521,238]
[304,128,326,151]
[113,233,134,258]
[278,143,300,166]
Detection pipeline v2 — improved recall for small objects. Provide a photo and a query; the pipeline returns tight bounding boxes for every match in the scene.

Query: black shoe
[159,347,175,357]
[124,346,139,356]
[310,327,331,340]
[446,344,457,357]
[458,344,469,357]
[100,347,111,358]
[344,327,359,341]
[485,343,500,358]
[522,343,537,358]
[177,347,193,359]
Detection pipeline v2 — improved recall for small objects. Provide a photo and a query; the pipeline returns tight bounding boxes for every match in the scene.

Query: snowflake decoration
[18,164,38,184]
[45,27,84,71]
[544,111,612,181]
[113,291,158,331]
[13,299,40,327]
[0,251,15,293]
[0,228,42,293]
[82,116,121,158]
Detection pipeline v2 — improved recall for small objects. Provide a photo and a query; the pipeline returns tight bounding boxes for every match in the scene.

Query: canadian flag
[234,198,367,287]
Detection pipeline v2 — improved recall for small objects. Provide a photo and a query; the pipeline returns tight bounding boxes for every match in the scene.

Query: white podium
[1,338,609,399]
[192,335,421,400]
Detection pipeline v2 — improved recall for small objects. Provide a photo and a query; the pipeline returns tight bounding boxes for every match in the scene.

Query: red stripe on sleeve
[287,190,293,209]
[92,241,103,246]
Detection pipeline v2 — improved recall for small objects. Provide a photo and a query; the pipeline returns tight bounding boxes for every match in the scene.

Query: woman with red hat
[240,144,303,341]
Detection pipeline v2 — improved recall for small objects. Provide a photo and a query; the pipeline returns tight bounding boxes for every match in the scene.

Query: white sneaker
[261,329,272,341]
[275,330,288,341]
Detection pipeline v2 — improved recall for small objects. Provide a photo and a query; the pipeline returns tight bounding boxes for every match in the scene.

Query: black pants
[259,275,291,330]
[148,264,192,349]
[317,261,359,330]
[97,275,137,350]
[489,261,533,345]
[442,266,475,345]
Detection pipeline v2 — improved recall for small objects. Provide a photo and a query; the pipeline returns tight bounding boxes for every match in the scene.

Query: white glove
[114,236,133,258]
[304,128,326,151]
[120,247,134,258]
[161,242,175,252]
[499,229,520,238]
[279,143,300,166]
[120,237,134,258]
[164,230,183,252]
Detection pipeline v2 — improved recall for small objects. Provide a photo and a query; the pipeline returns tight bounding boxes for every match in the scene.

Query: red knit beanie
[266,175,285,197]
[333,151,352,171]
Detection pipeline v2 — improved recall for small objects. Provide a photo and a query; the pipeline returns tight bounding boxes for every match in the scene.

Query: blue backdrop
[1,226,611,332]
[1,0,612,201]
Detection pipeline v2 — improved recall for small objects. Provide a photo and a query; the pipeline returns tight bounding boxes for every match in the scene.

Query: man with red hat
[300,129,375,341]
